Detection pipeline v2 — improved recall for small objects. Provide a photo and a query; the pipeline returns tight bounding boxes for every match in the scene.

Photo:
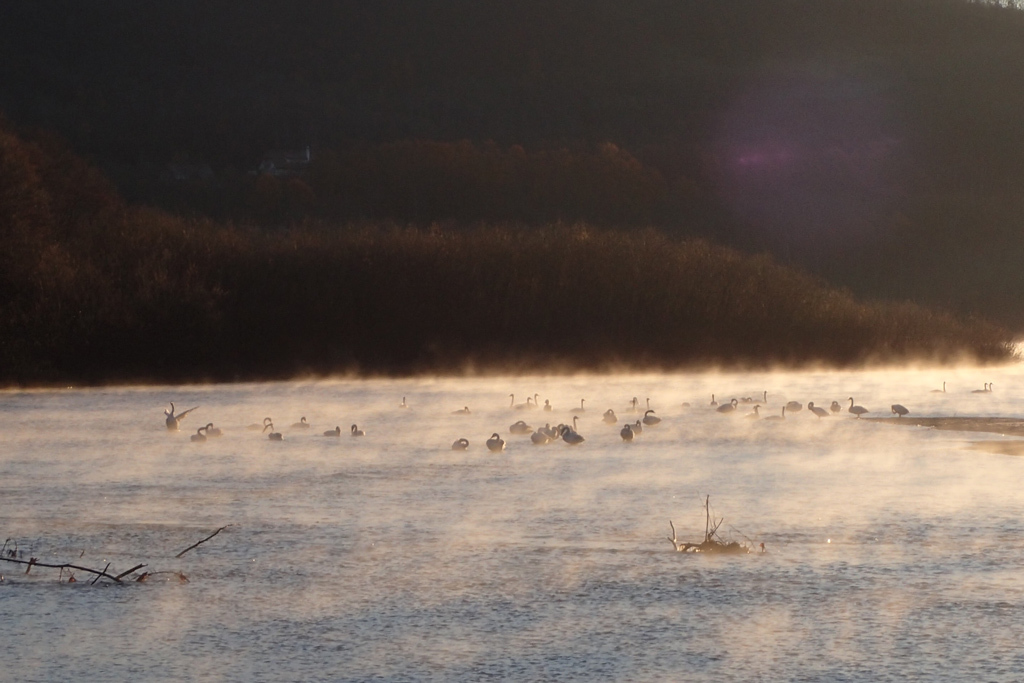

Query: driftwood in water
[0,555,146,583]
[668,495,750,554]
[0,526,228,584]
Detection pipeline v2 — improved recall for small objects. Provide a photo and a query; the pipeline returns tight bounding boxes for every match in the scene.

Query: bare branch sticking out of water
[669,496,752,554]
[175,525,232,558]
[0,555,145,583]
[90,562,111,585]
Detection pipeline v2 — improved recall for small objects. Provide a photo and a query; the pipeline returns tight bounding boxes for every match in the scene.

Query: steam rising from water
[2,365,1024,679]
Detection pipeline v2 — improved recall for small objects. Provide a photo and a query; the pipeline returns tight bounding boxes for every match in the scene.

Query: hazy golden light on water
[1,361,1023,679]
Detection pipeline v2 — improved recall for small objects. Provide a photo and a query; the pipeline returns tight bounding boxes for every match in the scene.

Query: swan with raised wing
[165,402,199,431]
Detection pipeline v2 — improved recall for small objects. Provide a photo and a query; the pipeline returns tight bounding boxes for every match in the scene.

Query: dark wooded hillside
[2,1,1024,330]
[0,124,1011,385]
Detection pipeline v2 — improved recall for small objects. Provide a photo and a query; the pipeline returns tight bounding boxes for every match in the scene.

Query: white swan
[530,429,553,445]
[763,406,786,421]
[710,394,718,407]
[543,399,552,412]
[930,382,946,394]
[891,404,910,418]
[263,422,283,440]
[603,409,617,424]
[452,437,469,450]
[972,383,991,394]
[510,394,533,410]
[164,402,198,431]
[292,416,310,429]
[643,409,661,426]
[632,419,643,435]
[716,399,738,414]
[400,397,408,408]
[785,400,803,413]
[628,397,640,413]
[808,402,829,418]
[324,426,341,437]
[190,426,207,442]
[452,406,471,415]
[248,417,272,430]
[848,397,868,418]
[204,423,223,437]
[620,423,634,441]
[744,405,761,419]
[509,420,533,435]
[350,424,365,437]
[486,433,506,452]
[830,401,842,414]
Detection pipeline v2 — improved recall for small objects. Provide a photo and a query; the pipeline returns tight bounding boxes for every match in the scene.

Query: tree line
[0,123,1012,385]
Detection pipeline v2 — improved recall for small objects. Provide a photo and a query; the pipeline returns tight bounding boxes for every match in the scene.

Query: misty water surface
[2,366,1024,681]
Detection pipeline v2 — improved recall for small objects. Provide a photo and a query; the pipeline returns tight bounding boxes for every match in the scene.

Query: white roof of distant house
[256,146,312,176]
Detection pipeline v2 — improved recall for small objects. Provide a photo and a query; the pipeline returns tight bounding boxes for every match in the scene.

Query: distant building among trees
[256,146,312,177]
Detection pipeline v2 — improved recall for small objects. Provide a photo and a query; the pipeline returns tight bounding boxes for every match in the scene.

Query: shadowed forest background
[1,0,1022,382]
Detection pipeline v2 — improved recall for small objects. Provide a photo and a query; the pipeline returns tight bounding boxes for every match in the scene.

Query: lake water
[2,366,1024,681]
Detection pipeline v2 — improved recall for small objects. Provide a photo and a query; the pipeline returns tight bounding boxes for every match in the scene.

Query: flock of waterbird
[163,402,367,441]
[163,380,993,449]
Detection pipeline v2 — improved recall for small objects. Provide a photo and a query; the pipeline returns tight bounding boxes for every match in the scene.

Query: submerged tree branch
[0,556,143,583]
